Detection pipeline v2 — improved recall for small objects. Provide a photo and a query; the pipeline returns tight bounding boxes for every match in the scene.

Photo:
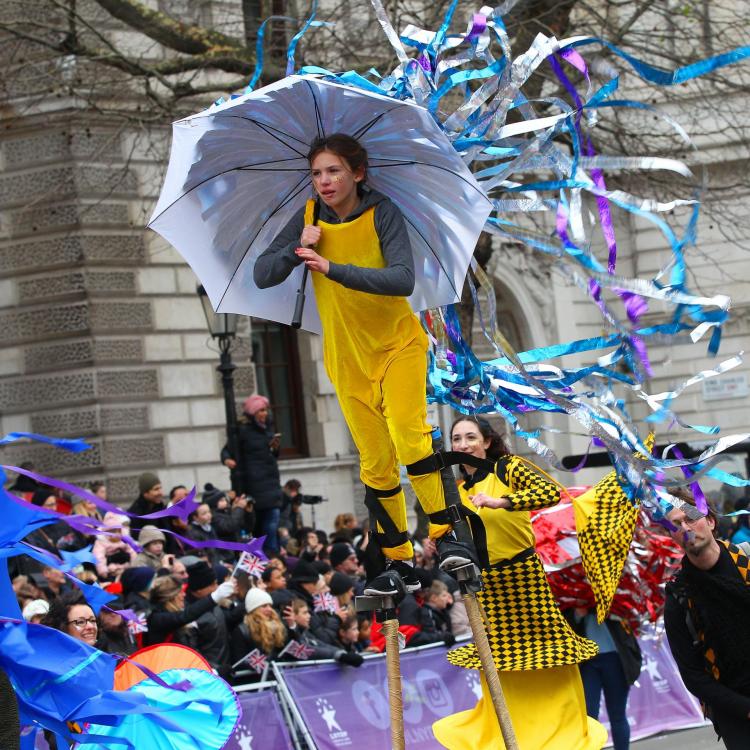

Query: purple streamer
[629,334,653,377]
[466,14,486,43]
[5,465,267,558]
[5,465,196,525]
[667,446,708,515]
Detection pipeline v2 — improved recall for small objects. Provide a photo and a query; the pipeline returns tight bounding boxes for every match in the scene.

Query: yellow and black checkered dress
[446,457,598,671]
[434,457,608,750]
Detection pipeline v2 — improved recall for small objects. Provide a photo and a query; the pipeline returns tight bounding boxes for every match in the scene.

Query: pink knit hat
[243,394,270,416]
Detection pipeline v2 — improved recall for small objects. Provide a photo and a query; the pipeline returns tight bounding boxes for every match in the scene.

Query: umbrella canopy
[149,75,492,333]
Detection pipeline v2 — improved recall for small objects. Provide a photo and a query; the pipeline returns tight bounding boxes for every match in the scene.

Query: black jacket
[144,594,217,647]
[127,495,168,533]
[184,593,245,676]
[665,546,750,721]
[221,418,282,510]
[96,625,137,657]
[229,621,290,684]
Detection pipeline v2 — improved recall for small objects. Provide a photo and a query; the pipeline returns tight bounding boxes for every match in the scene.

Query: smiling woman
[42,592,99,648]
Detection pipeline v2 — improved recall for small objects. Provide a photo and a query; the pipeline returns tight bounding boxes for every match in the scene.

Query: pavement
[630,724,717,749]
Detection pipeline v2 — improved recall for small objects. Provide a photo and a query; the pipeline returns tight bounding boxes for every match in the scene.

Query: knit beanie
[187,561,217,592]
[120,566,156,595]
[289,559,320,584]
[22,599,50,621]
[330,543,356,569]
[244,588,273,614]
[102,511,129,531]
[138,525,166,547]
[242,394,270,417]
[329,572,355,597]
[138,472,161,495]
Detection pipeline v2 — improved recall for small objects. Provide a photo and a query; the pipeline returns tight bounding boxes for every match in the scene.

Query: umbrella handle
[291,265,309,329]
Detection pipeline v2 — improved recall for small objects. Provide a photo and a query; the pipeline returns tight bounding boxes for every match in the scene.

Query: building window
[250,319,308,458]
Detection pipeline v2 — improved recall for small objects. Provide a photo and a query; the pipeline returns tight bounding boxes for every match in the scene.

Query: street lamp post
[197,285,244,493]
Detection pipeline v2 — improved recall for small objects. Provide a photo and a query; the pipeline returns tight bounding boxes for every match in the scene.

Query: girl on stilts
[255,133,477,595]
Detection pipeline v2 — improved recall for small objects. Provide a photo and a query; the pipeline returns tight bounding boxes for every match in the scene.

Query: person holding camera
[221,393,283,553]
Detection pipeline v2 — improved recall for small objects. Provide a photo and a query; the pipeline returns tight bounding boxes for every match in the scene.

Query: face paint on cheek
[332,175,342,183]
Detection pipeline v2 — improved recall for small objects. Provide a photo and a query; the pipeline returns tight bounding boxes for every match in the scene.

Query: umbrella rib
[352,105,407,141]
[401,213,462,301]
[216,174,312,310]
[149,159,307,226]
[371,161,491,203]
[210,114,310,154]
[305,79,325,139]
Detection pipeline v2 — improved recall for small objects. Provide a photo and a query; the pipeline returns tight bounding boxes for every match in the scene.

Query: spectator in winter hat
[128,472,165,533]
[329,543,361,577]
[93,512,136,580]
[184,562,243,676]
[133,525,166,570]
[120,566,156,617]
[229,588,289,683]
[21,599,49,624]
[221,393,283,555]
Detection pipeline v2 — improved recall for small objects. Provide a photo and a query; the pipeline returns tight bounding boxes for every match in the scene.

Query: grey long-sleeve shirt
[253,186,415,297]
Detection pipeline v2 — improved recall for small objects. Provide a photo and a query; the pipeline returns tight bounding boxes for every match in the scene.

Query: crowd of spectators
[10,468,466,686]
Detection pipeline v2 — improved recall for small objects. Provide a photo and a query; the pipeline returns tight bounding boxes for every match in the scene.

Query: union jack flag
[313,592,337,614]
[245,648,268,674]
[236,552,267,578]
[280,639,314,660]
[126,613,148,635]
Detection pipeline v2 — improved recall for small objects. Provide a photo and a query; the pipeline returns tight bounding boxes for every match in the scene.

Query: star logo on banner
[642,657,663,682]
[236,729,254,750]
[316,698,341,732]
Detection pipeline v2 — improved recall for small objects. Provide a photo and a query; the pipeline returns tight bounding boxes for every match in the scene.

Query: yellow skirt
[433,665,607,750]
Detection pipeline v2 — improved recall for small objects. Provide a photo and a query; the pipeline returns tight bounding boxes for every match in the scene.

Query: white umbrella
[149,75,492,333]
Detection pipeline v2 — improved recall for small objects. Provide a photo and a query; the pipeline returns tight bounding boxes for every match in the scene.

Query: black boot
[436,532,480,572]
[363,559,420,596]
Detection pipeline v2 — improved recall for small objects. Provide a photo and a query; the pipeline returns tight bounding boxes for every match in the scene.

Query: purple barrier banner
[600,627,707,743]
[226,687,295,750]
[279,645,480,749]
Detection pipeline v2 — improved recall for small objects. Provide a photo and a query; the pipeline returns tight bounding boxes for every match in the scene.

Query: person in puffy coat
[92,512,136,580]
[221,394,283,553]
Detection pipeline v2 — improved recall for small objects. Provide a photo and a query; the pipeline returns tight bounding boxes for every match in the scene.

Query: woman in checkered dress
[433,417,607,750]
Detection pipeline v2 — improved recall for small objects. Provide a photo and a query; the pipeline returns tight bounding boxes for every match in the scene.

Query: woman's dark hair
[89,481,105,494]
[31,489,56,507]
[169,485,188,500]
[449,416,509,462]
[307,134,368,180]
[42,591,89,632]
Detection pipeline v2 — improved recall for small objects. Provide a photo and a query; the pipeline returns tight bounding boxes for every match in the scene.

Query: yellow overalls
[305,200,450,560]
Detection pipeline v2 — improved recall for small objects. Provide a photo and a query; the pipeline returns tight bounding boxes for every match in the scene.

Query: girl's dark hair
[169,485,187,500]
[307,134,368,180]
[449,416,510,462]
[42,591,89,632]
